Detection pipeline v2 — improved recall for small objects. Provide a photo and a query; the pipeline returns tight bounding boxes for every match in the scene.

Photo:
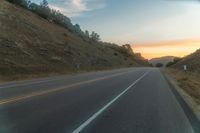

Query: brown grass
[173,49,200,73]
[0,0,148,81]
[166,68,200,104]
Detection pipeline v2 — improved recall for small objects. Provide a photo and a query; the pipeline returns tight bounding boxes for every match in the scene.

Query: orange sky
[132,39,200,60]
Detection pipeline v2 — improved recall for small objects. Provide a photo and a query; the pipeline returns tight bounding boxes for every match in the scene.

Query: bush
[156,63,163,68]
[166,57,182,67]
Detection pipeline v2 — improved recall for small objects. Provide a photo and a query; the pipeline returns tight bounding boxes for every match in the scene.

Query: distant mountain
[173,49,200,72]
[149,56,175,67]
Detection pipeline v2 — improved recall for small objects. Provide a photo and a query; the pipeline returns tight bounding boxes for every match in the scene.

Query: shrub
[166,57,182,67]
[156,63,163,68]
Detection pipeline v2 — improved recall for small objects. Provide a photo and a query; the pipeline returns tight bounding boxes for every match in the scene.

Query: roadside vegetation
[166,68,200,119]
[166,57,182,67]
[155,63,163,68]
[165,49,200,119]
[167,69,200,104]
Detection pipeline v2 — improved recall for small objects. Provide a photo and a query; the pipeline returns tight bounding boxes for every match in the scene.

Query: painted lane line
[71,71,149,133]
[0,70,133,89]
[0,78,65,89]
[0,71,133,105]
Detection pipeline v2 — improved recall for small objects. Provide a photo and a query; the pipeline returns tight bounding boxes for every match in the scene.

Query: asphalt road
[0,68,195,133]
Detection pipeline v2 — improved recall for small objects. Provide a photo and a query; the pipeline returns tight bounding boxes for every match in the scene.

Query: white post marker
[183,65,187,71]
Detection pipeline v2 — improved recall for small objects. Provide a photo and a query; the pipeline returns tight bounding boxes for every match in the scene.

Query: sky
[32,0,200,59]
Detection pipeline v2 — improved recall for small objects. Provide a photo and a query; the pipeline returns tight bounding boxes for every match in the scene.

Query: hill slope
[149,56,175,67]
[173,49,200,72]
[0,0,148,80]
[166,49,200,119]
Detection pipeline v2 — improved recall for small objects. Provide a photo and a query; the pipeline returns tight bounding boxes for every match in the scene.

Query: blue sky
[32,0,200,45]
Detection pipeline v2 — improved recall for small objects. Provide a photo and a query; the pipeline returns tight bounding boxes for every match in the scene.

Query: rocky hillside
[0,0,148,80]
[173,49,200,73]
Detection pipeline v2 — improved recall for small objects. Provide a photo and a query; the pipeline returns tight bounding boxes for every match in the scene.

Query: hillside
[149,56,175,67]
[166,49,200,119]
[173,49,200,72]
[0,0,148,81]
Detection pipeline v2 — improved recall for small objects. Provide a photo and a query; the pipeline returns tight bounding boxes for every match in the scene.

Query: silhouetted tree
[8,0,29,8]
[90,31,100,42]
[29,3,39,10]
[74,24,82,34]
[166,57,182,67]
[156,63,163,68]
[85,30,90,38]
[122,44,134,55]
[40,0,48,7]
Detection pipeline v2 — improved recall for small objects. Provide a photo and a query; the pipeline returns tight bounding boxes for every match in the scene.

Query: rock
[51,56,62,62]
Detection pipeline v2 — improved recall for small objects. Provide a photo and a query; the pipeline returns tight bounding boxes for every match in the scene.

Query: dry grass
[173,49,200,73]
[0,0,148,81]
[166,68,200,119]
[167,69,200,104]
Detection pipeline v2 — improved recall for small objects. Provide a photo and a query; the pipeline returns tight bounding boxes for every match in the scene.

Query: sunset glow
[133,39,200,60]
[32,0,200,60]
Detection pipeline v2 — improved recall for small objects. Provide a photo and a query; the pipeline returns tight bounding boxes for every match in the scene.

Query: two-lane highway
[0,68,195,133]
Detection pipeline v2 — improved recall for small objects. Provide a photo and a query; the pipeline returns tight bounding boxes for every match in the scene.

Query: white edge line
[71,71,149,133]
[0,79,61,89]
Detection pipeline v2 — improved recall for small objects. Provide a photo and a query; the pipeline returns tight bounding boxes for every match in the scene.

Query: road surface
[0,68,195,133]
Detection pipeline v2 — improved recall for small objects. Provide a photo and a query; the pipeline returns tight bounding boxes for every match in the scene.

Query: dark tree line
[7,0,100,42]
[156,63,163,68]
[166,57,182,67]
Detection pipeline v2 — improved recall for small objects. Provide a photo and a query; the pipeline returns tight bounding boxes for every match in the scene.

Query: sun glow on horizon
[133,39,200,60]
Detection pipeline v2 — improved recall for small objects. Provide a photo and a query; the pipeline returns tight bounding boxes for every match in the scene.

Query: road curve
[0,67,195,133]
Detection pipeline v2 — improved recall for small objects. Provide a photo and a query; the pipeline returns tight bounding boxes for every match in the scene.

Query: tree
[8,0,29,8]
[29,3,39,11]
[166,57,182,67]
[36,0,51,19]
[85,30,89,37]
[40,0,48,7]
[90,31,100,42]
[74,24,82,33]
[122,44,134,55]
[156,63,163,68]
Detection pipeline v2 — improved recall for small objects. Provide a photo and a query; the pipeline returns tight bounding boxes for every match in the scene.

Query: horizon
[31,0,200,59]
[133,38,200,60]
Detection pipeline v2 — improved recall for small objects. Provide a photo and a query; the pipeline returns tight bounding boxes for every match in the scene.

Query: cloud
[49,0,107,17]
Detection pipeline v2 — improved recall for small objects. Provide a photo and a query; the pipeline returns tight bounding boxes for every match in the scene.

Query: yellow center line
[0,71,132,105]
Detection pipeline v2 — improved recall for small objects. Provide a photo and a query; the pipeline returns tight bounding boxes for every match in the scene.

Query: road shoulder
[161,69,200,133]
